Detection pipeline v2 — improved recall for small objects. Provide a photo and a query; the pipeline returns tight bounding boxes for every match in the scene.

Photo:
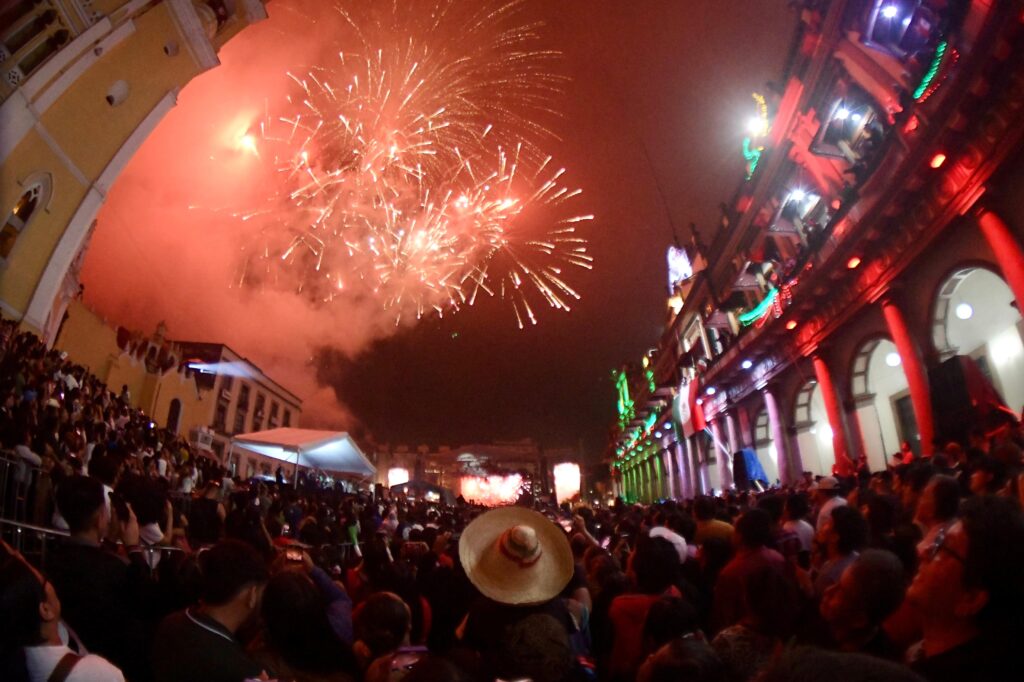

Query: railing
[0,452,42,523]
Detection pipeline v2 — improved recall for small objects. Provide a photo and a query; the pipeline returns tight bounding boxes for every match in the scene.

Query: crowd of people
[1,318,1024,682]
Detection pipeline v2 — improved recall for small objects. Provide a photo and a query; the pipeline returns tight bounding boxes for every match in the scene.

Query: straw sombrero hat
[459,506,574,606]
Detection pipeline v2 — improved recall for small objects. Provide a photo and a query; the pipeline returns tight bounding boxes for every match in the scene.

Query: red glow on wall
[903,115,919,133]
[846,256,862,269]
[785,320,798,330]
[930,152,947,169]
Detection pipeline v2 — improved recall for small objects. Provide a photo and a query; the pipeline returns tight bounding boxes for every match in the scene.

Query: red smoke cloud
[81,2,396,428]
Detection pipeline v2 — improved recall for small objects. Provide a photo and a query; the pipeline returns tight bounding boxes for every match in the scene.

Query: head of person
[812,477,842,504]
[637,637,726,682]
[261,569,355,675]
[55,475,109,540]
[783,493,810,522]
[914,475,960,527]
[354,591,411,661]
[820,549,906,639]
[632,535,680,594]
[0,556,61,651]
[907,495,1024,633]
[492,613,572,682]
[969,456,1007,496]
[818,506,868,558]
[734,508,773,550]
[694,496,717,521]
[642,596,699,655]
[199,540,269,630]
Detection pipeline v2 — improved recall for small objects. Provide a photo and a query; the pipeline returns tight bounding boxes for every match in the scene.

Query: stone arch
[930,265,1024,412]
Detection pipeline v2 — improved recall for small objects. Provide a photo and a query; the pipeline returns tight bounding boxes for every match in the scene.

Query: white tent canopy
[229,428,375,478]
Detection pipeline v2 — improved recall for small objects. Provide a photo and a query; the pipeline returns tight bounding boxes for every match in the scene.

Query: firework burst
[230,0,592,327]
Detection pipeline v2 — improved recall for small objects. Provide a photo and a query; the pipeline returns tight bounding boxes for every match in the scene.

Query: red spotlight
[785,320,798,330]
[847,256,862,269]
[930,152,947,169]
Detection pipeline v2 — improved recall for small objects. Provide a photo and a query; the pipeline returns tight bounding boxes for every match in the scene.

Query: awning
[230,428,375,478]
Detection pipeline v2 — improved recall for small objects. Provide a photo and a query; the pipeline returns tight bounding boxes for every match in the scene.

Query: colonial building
[56,299,302,475]
[0,0,266,343]
[175,340,302,463]
[612,0,1024,502]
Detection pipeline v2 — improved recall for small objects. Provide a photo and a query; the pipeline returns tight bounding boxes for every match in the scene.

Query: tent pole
[294,448,300,489]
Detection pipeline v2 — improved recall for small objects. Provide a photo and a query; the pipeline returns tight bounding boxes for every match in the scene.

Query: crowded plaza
[4,0,1024,681]
[1,314,1023,680]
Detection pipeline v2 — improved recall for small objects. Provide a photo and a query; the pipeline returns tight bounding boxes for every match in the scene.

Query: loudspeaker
[929,355,1011,446]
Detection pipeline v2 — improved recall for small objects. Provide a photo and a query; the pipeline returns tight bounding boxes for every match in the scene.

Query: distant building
[175,340,302,465]
[612,1,1024,502]
[375,438,579,498]
[57,300,301,477]
[0,0,267,343]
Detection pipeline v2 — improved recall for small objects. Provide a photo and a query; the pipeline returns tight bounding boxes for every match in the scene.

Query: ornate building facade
[0,0,266,342]
[613,0,1024,502]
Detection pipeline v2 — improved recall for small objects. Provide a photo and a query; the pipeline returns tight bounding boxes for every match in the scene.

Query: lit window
[1,179,49,261]
[862,0,940,60]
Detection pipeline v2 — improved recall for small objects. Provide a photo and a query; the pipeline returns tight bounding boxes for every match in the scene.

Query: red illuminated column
[812,355,854,476]
[881,298,936,456]
[976,209,1024,311]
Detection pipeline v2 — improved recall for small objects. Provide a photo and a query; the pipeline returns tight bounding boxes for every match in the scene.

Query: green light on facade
[743,137,763,179]
[914,40,948,101]
[615,369,636,429]
[738,288,778,326]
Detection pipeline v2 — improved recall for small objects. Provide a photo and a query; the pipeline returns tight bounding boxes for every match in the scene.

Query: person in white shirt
[0,547,125,682]
[782,492,815,554]
[812,476,848,531]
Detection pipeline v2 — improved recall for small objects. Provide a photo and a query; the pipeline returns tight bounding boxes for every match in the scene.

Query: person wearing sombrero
[456,506,582,681]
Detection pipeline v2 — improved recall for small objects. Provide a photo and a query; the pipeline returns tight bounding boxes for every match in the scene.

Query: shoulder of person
[68,654,126,682]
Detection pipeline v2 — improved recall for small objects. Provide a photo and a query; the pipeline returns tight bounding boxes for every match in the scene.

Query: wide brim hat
[459,506,574,606]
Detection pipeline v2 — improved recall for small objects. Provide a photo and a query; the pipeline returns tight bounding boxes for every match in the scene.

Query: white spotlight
[955,302,973,320]
[834,107,850,121]
[881,5,899,19]
[706,386,716,396]
[790,188,807,202]
[885,352,901,367]
[741,359,753,370]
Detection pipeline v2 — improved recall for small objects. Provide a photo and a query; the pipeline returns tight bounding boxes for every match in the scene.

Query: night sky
[82,1,797,459]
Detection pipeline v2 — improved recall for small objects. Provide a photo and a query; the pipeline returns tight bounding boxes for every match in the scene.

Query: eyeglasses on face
[928,526,966,566]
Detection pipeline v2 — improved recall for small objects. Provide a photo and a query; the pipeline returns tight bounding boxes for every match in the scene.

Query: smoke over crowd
[81,2,397,428]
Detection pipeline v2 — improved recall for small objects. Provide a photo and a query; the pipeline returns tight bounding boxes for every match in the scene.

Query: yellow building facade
[0,0,267,343]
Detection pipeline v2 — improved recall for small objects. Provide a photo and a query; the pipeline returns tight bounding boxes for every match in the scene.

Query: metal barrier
[0,454,42,523]
[0,517,184,571]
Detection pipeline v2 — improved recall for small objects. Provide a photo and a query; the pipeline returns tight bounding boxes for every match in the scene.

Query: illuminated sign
[667,246,693,291]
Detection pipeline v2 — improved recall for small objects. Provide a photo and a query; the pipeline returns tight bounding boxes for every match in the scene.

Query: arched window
[2,174,51,262]
[167,399,182,435]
